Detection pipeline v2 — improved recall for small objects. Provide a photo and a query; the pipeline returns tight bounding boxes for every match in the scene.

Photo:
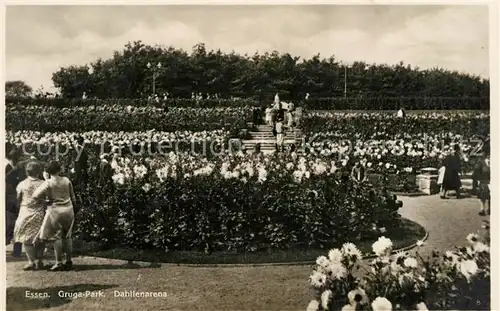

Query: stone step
[250,131,302,135]
[253,127,302,132]
[249,134,300,139]
[243,139,301,143]
[242,141,276,146]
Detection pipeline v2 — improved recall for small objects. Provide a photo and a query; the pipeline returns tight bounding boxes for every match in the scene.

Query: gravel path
[5,194,488,311]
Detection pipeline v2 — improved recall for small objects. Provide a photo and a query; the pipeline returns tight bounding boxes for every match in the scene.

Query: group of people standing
[6,149,77,271]
[263,94,302,152]
[437,142,490,216]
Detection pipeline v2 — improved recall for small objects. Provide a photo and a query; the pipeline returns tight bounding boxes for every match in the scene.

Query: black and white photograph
[3,2,496,311]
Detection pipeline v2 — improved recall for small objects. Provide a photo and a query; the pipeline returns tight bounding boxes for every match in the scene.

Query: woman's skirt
[38,205,74,241]
[13,206,45,244]
[442,169,461,190]
[478,182,490,202]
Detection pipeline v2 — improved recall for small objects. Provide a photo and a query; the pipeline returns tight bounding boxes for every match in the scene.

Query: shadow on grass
[69,262,161,271]
[6,283,116,311]
[87,218,426,265]
[6,254,160,270]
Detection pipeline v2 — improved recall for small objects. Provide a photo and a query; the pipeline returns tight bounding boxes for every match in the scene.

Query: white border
[0,1,498,311]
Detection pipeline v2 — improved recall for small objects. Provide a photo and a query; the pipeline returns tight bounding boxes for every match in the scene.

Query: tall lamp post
[344,65,349,98]
[147,62,162,96]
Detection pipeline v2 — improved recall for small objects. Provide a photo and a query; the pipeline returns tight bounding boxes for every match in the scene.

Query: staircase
[241,123,304,154]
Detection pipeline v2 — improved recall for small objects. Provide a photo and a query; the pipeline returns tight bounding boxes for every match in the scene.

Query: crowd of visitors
[251,94,302,152]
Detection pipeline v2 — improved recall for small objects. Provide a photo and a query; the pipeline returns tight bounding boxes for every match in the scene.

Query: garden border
[392,191,428,197]
[75,228,429,268]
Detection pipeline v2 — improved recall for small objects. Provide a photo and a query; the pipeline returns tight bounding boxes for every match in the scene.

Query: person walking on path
[12,161,47,270]
[440,144,462,199]
[475,149,490,216]
[32,161,77,271]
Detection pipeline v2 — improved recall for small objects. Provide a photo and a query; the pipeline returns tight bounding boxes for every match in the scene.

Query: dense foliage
[6,105,250,134]
[49,41,489,108]
[306,221,490,311]
[7,110,489,176]
[5,80,33,98]
[6,96,489,110]
[7,148,404,251]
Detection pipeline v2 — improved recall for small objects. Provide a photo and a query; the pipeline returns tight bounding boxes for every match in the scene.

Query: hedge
[6,96,490,110]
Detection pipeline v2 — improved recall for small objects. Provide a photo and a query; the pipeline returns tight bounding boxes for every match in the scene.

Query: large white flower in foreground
[306,300,319,311]
[328,248,343,263]
[309,271,327,287]
[341,243,363,262]
[371,297,392,311]
[403,257,418,268]
[416,302,429,310]
[321,290,332,310]
[460,260,479,282]
[325,261,347,280]
[348,288,369,305]
[372,236,393,256]
[340,304,355,311]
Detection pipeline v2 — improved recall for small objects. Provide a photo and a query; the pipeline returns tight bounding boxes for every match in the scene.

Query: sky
[5,5,490,93]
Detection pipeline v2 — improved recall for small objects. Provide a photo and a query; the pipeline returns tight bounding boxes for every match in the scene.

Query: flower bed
[6,97,259,108]
[77,218,425,265]
[306,222,490,311]
[5,105,252,133]
[303,111,489,141]
[6,130,230,158]
[63,153,404,252]
[301,111,489,176]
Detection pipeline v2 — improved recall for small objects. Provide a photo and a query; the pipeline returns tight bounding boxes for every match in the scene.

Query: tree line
[50,41,489,102]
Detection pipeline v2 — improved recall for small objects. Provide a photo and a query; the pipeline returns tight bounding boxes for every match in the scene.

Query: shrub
[67,153,404,252]
[306,222,490,311]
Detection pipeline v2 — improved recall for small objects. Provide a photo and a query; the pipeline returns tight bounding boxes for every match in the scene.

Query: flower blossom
[460,259,479,282]
[372,236,393,256]
[371,297,392,311]
[403,257,418,268]
[306,300,319,311]
[328,248,343,263]
[309,271,327,287]
[347,288,369,305]
[320,290,332,309]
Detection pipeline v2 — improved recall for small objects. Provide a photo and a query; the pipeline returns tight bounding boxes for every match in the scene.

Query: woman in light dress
[286,108,294,130]
[12,161,47,270]
[32,161,77,271]
[265,105,273,126]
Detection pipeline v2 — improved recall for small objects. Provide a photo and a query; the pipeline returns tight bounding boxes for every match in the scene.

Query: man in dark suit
[72,136,89,188]
[96,154,114,203]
